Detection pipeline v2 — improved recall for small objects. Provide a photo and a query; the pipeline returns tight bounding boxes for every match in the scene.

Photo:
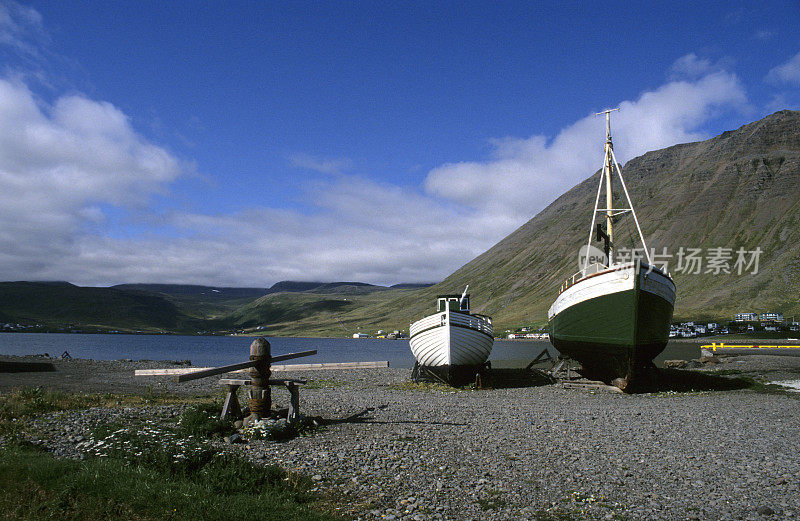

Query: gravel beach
[2,353,799,520]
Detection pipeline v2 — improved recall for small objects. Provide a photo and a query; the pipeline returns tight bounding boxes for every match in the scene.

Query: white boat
[409,287,493,384]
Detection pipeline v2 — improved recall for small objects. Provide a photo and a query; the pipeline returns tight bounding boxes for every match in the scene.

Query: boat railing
[559,262,603,294]
[451,311,493,335]
[558,262,645,294]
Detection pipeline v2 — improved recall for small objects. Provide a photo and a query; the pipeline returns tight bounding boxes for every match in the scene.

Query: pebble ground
[2,354,799,520]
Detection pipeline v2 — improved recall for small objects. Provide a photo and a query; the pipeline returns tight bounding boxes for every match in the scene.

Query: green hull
[549,282,674,387]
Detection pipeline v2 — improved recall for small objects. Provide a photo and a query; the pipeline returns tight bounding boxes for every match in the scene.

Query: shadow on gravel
[0,361,56,373]
[486,368,556,389]
[321,408,467,427]
[628,368,755,393]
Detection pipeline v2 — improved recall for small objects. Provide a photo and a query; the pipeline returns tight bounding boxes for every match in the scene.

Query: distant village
[669,312,799,338]
[351,329,407,339]
[0,323,163,334]
[504,312,799,340]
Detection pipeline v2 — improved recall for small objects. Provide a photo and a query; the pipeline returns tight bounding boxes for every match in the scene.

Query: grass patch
[0,388,339,519]
[738,377,798,395]
[525,507,586,520]
[0,388,103,436]
[176,402,236,438]
[636,369,800,397]
[0,443,337,521]
[0,387,104,420]
[702,369,744,376]
[0,387,210,436]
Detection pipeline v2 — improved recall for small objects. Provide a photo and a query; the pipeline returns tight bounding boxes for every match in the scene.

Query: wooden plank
[135,360,389,376]
[268,349,318,363]
[136,367,220,376]
[220,384,243,419]
[175,349,318,382]
[175,359,257,382]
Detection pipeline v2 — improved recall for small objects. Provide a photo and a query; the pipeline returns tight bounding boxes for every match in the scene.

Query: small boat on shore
[548,109,676,390]
[409,287,493,385]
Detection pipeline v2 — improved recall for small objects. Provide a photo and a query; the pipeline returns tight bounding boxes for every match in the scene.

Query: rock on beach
[2,353,800,520]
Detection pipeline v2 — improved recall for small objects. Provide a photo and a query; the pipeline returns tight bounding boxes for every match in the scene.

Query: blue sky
[1,1,799,287]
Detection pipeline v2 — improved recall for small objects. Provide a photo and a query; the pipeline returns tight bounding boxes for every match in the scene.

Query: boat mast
[599,108,618,264]
[583,108,654,271]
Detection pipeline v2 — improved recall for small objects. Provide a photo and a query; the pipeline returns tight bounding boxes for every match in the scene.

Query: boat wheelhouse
[409,288,493,385]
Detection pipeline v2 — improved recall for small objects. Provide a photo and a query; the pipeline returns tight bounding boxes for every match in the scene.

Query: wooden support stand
[248,338,271,417]
[169,338,317,424]
[220,377,307,422]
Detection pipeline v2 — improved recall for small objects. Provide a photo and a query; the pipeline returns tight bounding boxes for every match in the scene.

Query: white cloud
[424,68,747,225]
[0,78,183,281]
[35,175,508,287]
[0,1,45,55]
[669,53,715,80]
[289,153,352,175]
[767,50,800,85]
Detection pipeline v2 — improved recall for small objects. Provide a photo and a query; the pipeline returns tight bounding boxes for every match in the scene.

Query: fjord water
[0,333,700,368]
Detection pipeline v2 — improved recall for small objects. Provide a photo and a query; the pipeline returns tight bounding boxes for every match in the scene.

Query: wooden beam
[219,378,307,385]
[267,349,318,363]
[175,359,257,382]
[136,360,389,376]
[174,349,317,383]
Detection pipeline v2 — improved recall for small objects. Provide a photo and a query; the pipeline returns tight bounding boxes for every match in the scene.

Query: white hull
[409,310,493,367]
[547,262,675,320]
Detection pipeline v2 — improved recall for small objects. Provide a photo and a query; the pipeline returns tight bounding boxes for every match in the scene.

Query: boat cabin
[437,294,470,313]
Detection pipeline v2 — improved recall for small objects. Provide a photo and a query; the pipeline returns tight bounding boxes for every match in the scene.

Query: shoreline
[2,354,799,520]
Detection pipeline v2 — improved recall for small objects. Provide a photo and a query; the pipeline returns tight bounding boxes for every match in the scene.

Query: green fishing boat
[548,109,676,390]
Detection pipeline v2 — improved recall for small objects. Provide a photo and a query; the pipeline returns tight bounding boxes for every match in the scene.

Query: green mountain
[112,284,268,301]
[265,281,386,295]
[0,282,191,331]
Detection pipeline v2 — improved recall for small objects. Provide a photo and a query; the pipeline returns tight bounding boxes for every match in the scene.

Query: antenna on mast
[595,108,620,143]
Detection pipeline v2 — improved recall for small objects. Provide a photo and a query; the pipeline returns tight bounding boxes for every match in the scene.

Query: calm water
[0,333,702,368]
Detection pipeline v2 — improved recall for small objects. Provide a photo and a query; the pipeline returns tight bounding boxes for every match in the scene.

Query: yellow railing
[703,342,800,351]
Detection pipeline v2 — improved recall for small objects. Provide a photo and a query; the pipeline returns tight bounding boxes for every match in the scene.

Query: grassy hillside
[0,282,194,332]
[220,289,421,336]
[112,283,268,322]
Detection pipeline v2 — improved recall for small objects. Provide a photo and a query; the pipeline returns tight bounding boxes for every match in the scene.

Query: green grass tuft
[176,402,236,438]
[0,444,337,521]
